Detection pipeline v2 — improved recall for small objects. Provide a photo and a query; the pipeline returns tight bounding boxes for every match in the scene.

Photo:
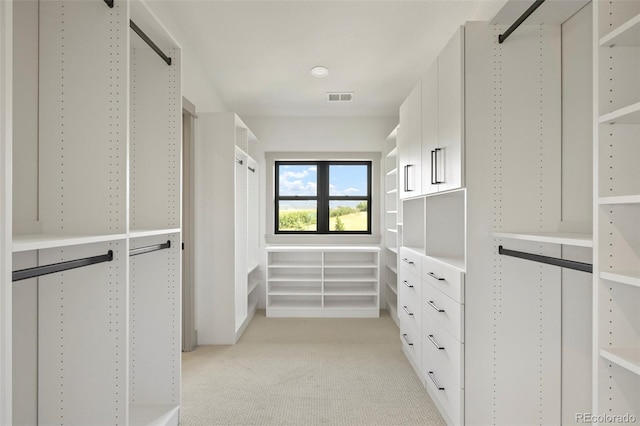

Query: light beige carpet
[181,310,445,426]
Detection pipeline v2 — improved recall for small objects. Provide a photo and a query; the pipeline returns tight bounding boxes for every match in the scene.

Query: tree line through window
[275,161,372,234]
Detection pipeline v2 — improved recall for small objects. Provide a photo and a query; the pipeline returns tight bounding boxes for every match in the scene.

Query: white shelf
[600,12,640,47]
[267,261,322,268]
[12,233,127,252]
[493,231,593,247]
[600,348,640,376]
[599,101,640,124]
[324,288,377,296]
[387,247,398,254]
[386,264,398,274]
[268,288,322,296]
[268,299,322,309]
[248,263,260,274]
[599,195,640,205]
[324,274,377,282]
[268,275,322,282]
[600,271,640,288]
[248,279,260,294]
[386,228,398,234]
[324,262,378,268]
[387,210,398,214]
[129,228,181,239]
[129,404,180,426]
[248,297,259,315]
[386,146,398,157]
[386,280,398,295]
[323,299,378,309]
[386,168,398,176]
[386,189,398,194]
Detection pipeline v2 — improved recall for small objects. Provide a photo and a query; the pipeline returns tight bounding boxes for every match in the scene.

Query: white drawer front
[400,318,422,375]
[422,256,465,303]
[422,316,464,389]
[423,281,464,342]
[399,247,422,276]
[424,364,464,426]
[398,269,422,332]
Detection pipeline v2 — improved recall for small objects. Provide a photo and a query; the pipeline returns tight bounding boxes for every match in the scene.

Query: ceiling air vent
[327,92,353,102]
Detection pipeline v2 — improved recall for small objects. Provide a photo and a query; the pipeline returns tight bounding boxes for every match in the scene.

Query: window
[275,161,372,234]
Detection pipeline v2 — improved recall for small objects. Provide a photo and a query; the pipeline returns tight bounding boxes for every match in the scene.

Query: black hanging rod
[129,240,171,257]
[12,250,114,282]
[498,0,546,44]
[498,245,592,273]
[103,0,114,8]
[130,20,172,66]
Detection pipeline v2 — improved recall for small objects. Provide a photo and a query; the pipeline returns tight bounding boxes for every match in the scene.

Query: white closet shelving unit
[593,0,640,419]
[384,127,400,326]
[266,246,380,318]
[8,0,182,424]
[195,113,260,344]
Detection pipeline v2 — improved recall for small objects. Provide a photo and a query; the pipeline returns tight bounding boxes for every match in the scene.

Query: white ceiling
[149,0,510,117]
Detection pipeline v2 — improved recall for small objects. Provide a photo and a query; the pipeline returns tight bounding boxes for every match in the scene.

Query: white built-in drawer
[398,277,422,333]
[423,352,464,426]
[422,256,465,303]
[399,247,422,276]
[422,315,464,389]
[400,317,422,377]
[423,281,464,342]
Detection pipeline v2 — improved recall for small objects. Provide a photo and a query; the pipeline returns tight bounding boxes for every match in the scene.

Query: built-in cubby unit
[8,0,183,424]
[266,246,380,318]
[384,127,400,326]
[195,113,260,344]
[594,0,640,416]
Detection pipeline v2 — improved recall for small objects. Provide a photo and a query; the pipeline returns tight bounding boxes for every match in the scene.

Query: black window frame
[275,161,372,234]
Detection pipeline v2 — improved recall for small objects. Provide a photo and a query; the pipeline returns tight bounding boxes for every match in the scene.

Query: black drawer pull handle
[428,300,445,313]
[401,333,414,346]
[402,305,414,316]
[402,258,414,265]
[428,371,445,390]
[428,334,445,350]
[427,272,445,281]
[403,280,414,288]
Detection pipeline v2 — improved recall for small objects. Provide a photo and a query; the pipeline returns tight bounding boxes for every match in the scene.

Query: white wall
[145,1,226,113]
[243,115,397,309]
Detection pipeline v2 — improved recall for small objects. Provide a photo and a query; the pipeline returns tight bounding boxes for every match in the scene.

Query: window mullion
[317,162,329,233]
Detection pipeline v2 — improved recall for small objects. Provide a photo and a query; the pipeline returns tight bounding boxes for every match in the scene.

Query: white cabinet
[399,83,422,198]
[421,60,439,195]
[266,246,380,318]
[403,27,464,199]
[436,27,464,193]
[593,0,640,419]
[8,1,182,424]
[195,113,260,344]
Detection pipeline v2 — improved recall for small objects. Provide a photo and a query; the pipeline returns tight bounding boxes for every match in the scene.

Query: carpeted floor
[181,310,445,426]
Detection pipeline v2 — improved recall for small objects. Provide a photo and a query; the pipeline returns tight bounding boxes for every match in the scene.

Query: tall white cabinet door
[409,82,423,195]
[421,61,439,195]
[398,97,411,199]
[437,26,464,193]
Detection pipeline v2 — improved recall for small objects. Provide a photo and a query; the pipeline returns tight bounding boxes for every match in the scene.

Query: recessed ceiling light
[310,66,329,78]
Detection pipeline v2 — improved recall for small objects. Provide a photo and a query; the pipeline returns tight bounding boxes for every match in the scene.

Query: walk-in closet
[1,0,638,425]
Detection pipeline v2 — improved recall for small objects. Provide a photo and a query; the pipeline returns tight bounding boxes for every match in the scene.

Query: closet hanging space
[9,0,182,424]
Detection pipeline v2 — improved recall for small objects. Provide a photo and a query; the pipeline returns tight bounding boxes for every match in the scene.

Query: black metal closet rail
[12,251,114,282]
[103,0,172,65]
[498,245,592,273]
[129,240,171,257]
[498,0,546,44]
